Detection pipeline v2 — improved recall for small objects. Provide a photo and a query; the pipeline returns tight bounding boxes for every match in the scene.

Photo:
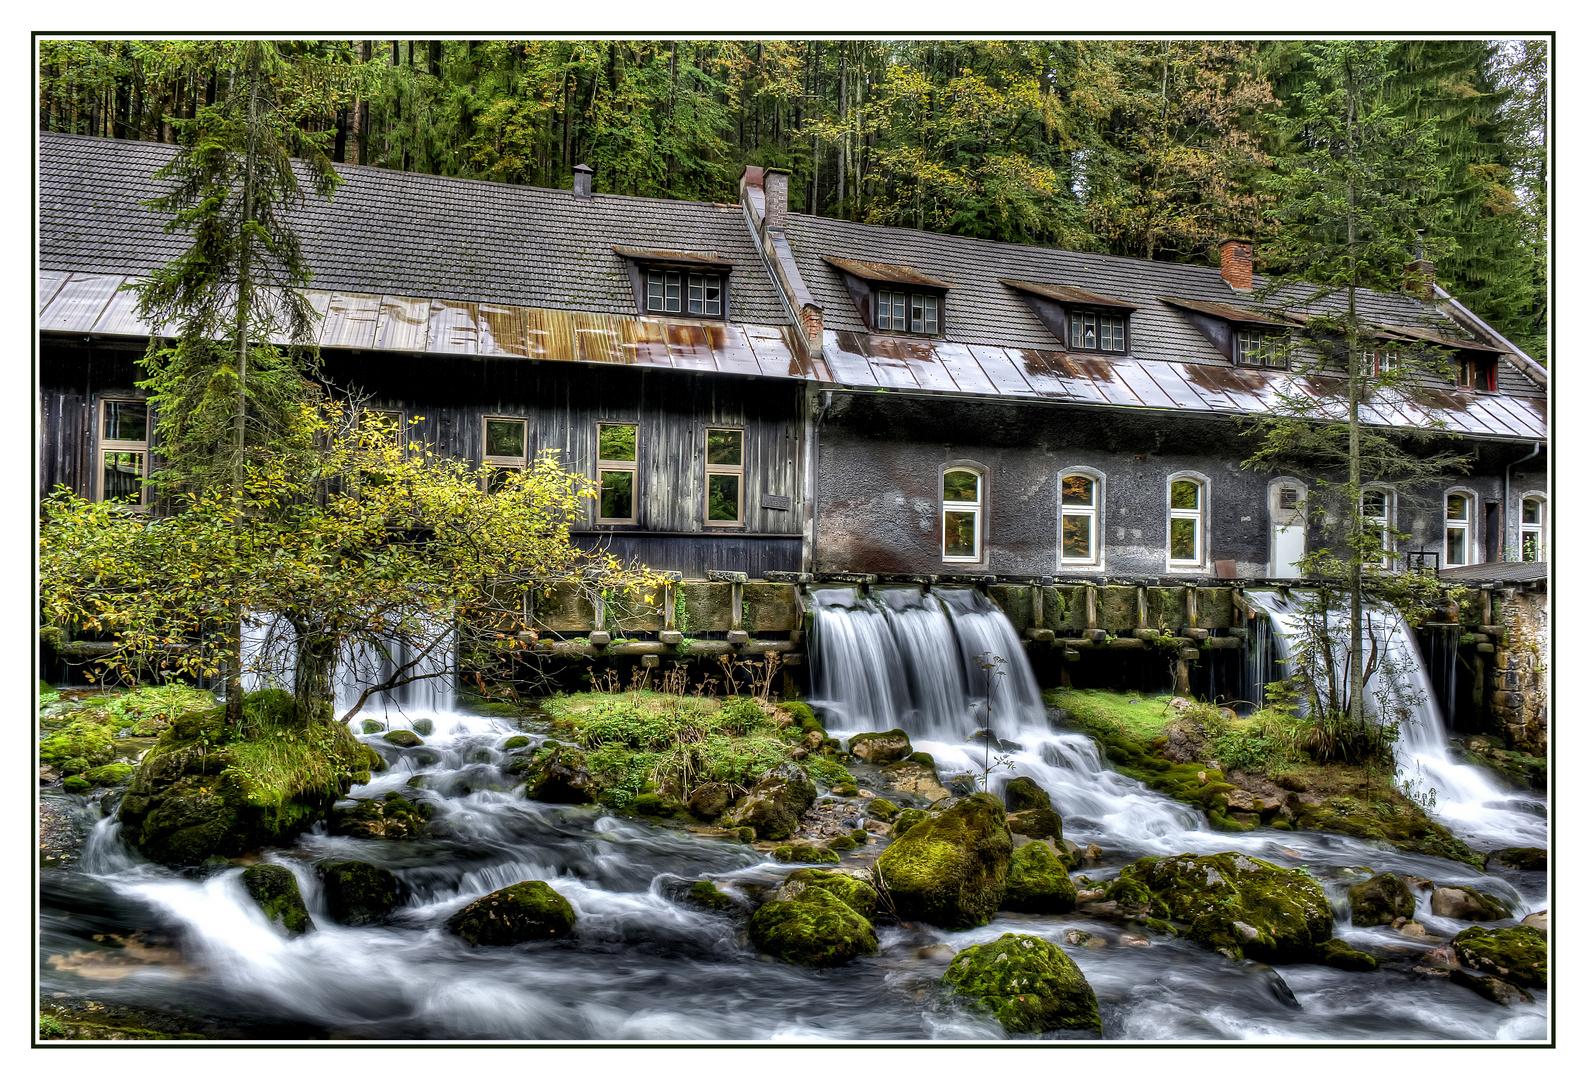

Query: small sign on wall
[760,494,792,511]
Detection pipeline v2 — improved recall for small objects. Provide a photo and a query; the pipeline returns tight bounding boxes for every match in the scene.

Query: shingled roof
[37,132,790,325]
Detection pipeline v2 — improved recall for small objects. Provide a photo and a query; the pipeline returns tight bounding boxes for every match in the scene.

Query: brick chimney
[763,169,790,233]
[1219,239,1254,292]
[572,163,593,199]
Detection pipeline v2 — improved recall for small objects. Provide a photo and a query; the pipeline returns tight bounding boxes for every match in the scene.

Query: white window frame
[1364,349,1400,376]
[1235,329,1287,368]
[1058,469,1103,567]
[876,289,940,334]
[1519,492,1546,562]
[97,397,150,505]
[482,415,529,492]
[704,426,745,526]
[1166,473,1209,570]
[360,408,406,448]
[942,465,985,563]
[595,421,639,525]
[1445,489,1475,567]
[1069,309,1126,353]
[1361,487,1394,568]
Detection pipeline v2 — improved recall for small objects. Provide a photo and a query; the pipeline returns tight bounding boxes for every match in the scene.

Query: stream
[38,586,1548,1041]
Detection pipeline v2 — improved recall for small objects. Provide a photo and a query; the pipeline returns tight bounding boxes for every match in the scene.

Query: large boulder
[876,792,1012,929]
[446,880,576,946]
[1452,925,1547,988]
[941,933,1100,1035]
[1348,872,1416,926]
[1104,852,1332,964]
[382,729,424,748]
[516,744,597,804]
[240,864,314,937]
[776,868,878,918]
[318,860,402,926]
[1002,777,1052,812]
[879,760,952,803]
[327,791,432,841]
[1006,807,1063,843]
[686,782,734,820]
[1430,885,1511,922]
[1002,841,1077,914]
[725,763,816,841]
[1486,847,1547,873]
[748,876,878,968]
[846,729,913,765]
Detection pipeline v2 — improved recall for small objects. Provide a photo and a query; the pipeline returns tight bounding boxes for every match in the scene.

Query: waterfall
[1245,590,1545,849]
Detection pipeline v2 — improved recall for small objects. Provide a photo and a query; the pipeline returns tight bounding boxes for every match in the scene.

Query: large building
[38,132,1549,583]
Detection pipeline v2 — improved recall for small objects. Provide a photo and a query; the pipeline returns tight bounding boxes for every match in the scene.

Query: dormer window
[1234,329,1288,368]
[1000,280,1136,355]
[877,290,939,334]
[1457,353,1496,392]
[823,255,950,337]
[645,269,722,316]
[614,245,733,320]
[1071,310,1126,353]
[1163,296,1294,370]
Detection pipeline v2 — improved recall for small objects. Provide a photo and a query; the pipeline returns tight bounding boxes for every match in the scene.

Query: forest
[38,38,1547,362]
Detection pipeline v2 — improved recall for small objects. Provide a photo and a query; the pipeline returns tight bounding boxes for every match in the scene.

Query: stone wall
[1488,587,1548,756]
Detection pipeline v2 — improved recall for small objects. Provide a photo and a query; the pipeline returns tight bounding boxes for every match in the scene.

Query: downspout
[1503,441,1542,561]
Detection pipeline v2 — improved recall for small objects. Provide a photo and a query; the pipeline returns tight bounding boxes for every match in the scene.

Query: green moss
[685,880,738,912]
[318,861,401,926]
[1002,842,1077,914]
[447,880,576,946]
[411,718,434,736]
[361,720,384,734]
[829,834,857,851]
[1347,872,1416,926]
[62,775,89,794]
[748,887,877,968]
[1318,937,1378,972]
[503,735,531,750]
[906,751,937,770]
[892,807,931,837]
[1452,925,1547,988]
[942,933,1100,1034]
[771,843,840,864]
[875,793,1011,929]
[851,828,870,844]
[866,798,900,822]
[784,869,878,918]
[629,792,676,817]
[40,720,116,768]
[1003,777,1051,812]
[383,729,424,748]
[83,762,134,786]
[241,864,315,936]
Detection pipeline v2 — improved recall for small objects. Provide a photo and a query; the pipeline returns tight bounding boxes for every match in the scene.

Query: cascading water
[37,586,1548,1042]
[1244,590,1546,850]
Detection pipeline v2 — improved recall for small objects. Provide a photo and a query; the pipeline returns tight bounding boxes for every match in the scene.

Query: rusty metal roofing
[1373,322,1504,354]
[1000,279,1138,311]
[37,272,818,381]
[819,329,1546,441]
[820,255,951,289]
[1161,296,1297,328]
[610,245,736,267]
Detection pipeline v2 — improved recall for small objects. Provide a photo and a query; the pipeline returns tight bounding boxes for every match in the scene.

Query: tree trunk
[1344,74,1367,747]
[293,625,339,725]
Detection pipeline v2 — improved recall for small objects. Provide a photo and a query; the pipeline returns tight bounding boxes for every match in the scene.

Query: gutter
[1432,284,1549,389]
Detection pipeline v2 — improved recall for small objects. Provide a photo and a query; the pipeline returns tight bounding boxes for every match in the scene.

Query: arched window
[1520,495,1546,562]
[942,468,983,562]
[1362,488,1394,568]
[1168,475,1207,569]
[1445,491,1474,567]
[1060,472,1101,567]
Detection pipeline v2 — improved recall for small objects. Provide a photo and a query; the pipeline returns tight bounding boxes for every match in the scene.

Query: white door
[1270,485,1306,577]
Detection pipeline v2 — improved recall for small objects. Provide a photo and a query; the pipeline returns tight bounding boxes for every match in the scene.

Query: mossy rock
[447,880,576,946]
[724,762,816,841]
[771,843,840,864]
[684,880,739,913]
[382,730,424,748]
[892,808,932,837]
[83,762,135,787]
[748,884,877,968]
[318,861,401,926]
[1347,872,1416,927]
[942,933,1100,1035]
[779,869,878,918]
[1006,807,1063,843]
[62,775,90,794]
[846,728,912,765]
[1292,803,1480,867]
[629,792,676,817]
[1317,937,1378,972]
[906,751,936,770]
[1002,842,1077,915]
[828,834,857,851]
[240,864,315,937]
[361,720,385,735]
[1452,925,1547,988]
[875,792,1011,929]
[851,828,869,844]
[1430,885,1511,922]
[686,782,732,820]
[1105,852,1332,964]
[410,718,435,736]
[1003,777,1052,813]
[502,735,531,751]
[866,797,899,822]
[522,744,597,804]
[1486,847,1547,873]
[327,792,433,841]
[39,720,117,769]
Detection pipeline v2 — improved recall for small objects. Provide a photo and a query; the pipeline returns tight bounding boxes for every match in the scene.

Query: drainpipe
[1503,441,1542,561]
[809,389,832,573]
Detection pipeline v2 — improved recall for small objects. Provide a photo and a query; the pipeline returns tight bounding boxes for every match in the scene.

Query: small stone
[1421,946,1458,969]
[1119,933,1150,947]
[1082,843,1103,861]
[1521,910,1548,937]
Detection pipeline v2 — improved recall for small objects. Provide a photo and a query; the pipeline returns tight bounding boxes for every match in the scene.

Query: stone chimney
[572,163,593,199]
[1219,239,1254,292]
[763,169,790,233]
[1405,234,1436,299]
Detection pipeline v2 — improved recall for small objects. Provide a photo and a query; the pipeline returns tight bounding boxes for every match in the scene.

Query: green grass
[1048,689,1179,743]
